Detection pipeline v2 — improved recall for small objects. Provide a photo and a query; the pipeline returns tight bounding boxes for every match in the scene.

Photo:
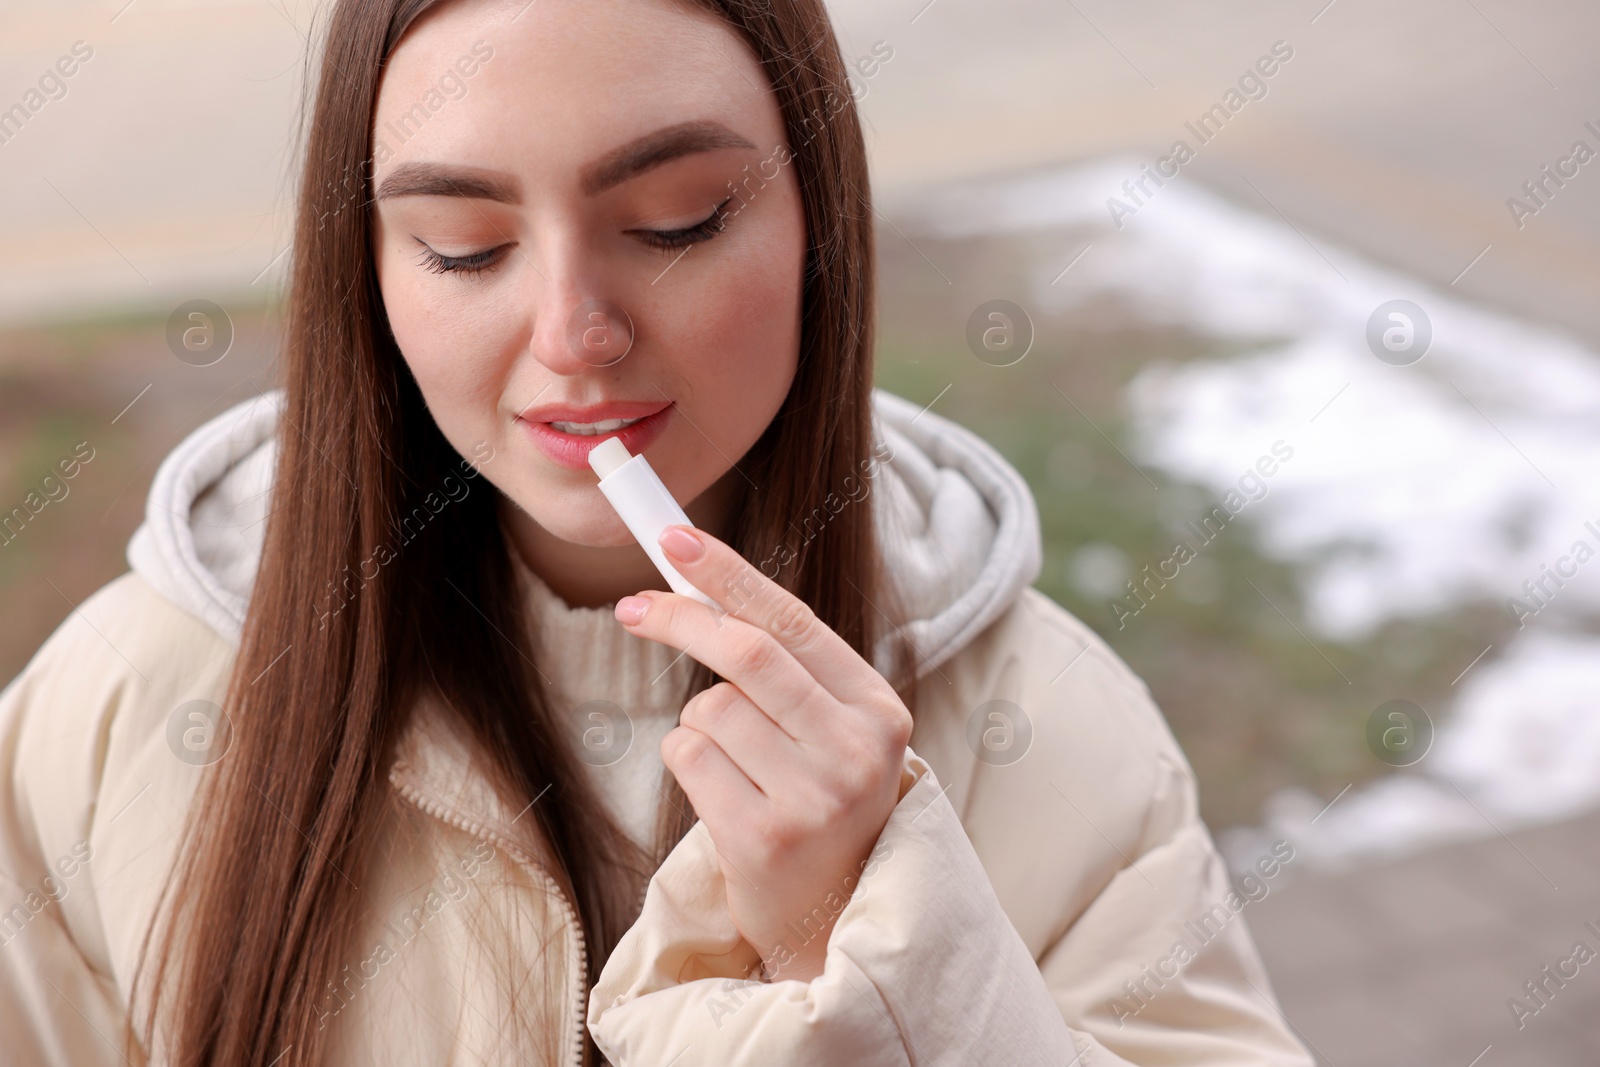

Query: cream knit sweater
[506,544,694,852]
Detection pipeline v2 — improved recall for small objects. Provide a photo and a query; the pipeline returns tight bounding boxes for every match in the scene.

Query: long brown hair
[127,0,912,1063]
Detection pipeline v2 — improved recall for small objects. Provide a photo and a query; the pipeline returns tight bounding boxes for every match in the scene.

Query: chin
[513,485,639,549]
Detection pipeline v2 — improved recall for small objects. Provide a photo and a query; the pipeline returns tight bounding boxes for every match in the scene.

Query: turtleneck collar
[503,533,696,717]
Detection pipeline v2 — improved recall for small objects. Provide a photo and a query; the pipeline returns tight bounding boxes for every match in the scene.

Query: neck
[499,467,741,609]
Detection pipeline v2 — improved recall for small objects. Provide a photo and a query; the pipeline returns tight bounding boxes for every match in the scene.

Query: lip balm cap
[588,436,632,480]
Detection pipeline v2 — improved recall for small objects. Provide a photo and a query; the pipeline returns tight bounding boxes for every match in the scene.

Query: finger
[680,681,802,789]
[655,524,888,704]
[662,722,766,819]
[622,590,826,737]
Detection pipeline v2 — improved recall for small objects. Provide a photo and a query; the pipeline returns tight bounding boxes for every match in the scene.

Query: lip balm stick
[588,437,721,611]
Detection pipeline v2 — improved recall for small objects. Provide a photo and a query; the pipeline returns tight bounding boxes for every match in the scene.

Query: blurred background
[4,0,1598,1061]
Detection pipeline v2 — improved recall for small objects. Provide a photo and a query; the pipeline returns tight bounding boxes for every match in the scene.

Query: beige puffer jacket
[0,388,1313,1066]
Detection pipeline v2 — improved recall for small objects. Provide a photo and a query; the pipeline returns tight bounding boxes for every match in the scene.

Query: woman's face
[371,0,805,549]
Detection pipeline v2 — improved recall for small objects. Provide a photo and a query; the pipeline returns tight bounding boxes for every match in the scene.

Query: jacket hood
[126,387,1041,680]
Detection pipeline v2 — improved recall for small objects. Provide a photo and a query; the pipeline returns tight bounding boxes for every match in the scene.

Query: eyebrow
[582,119,757,196]
[373,119,757,204]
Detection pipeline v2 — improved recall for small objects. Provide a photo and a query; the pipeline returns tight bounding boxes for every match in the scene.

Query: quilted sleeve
[588,733,1313,1066]
[0,583,138,1066]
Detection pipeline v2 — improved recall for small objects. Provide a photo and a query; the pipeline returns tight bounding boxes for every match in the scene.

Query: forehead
[371,0,778,187]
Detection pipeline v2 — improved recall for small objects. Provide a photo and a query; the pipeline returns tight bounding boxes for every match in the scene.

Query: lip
[517,400,675,472]
[520,398,671,424]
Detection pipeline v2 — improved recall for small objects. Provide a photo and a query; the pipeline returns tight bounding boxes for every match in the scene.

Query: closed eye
[634,196,735,254]
[414,242,507,276]
[411,195,737,276]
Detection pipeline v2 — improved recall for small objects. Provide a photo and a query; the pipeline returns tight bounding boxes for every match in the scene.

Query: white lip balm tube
[588,436,721,611]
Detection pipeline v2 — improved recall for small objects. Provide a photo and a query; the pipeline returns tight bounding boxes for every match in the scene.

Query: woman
[0,0,1312,1063]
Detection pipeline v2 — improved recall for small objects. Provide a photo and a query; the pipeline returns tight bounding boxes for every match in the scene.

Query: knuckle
[807,787,853,830]
[766,596,816,646]
[683,682,740,731]
[752,813,800,859]
[719,563,763,610]
[831,757,878,806]
[827,732,902,800]
[885,705,914,748]
[664,726,711,768]
[733,631,783,678]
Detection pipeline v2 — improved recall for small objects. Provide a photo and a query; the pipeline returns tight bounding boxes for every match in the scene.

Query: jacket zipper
[391,778,589,1067]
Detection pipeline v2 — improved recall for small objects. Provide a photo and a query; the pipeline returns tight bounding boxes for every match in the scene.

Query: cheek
[376,234,512,438]
[669,198,804,446]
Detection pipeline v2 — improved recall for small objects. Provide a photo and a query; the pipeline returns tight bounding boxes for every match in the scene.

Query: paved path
[1251,805,1600,1065]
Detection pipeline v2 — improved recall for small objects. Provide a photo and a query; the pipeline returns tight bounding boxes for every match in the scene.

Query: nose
[527,240,634,375]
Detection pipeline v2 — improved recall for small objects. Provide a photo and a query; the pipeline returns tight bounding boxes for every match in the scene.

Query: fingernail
[615,595,650,625]
[659,525,705,562]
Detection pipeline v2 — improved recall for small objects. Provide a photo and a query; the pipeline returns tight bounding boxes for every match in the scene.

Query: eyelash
[414,196,737,276]
[635,197,735,254]
[415,244,502,276]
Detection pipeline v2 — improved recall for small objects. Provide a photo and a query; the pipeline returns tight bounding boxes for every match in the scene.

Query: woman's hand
[612,524,913,983]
